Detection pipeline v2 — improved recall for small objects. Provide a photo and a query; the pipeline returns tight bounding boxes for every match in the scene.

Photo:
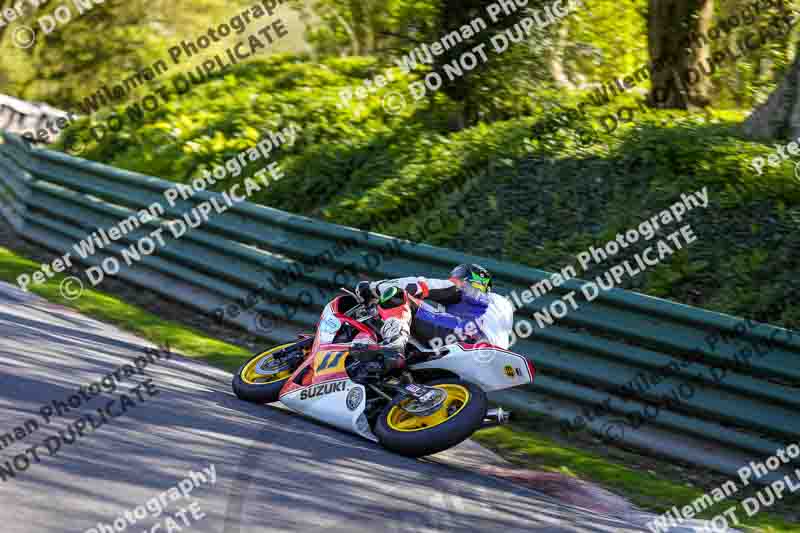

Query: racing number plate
[314,349,349,377]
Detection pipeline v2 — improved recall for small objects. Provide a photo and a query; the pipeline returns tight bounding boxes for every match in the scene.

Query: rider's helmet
[449,263,493,293]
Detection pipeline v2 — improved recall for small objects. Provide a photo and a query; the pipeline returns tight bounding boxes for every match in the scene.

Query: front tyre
[232,342,306,404]
[374,379,488,457]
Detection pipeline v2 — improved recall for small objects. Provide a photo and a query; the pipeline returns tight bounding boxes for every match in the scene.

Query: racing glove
[355,280,378,303]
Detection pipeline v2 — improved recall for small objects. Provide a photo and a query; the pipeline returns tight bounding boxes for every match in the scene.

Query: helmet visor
[468,272,491,293]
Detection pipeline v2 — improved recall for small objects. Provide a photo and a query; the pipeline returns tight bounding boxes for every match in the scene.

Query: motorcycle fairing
[278,344,376,441]
[409,343,535,392]
[280,377,376,442]
[275,295,533,444]
[278,297,378,441]
[279,342,351,394]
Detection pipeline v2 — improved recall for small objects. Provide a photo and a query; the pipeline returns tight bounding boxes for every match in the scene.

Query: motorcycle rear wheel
[232,341,306,403]
[374,378,487,457]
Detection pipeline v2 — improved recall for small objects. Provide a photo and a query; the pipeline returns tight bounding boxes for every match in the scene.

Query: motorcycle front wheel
[232,341,307,403]
[374,378,488,457]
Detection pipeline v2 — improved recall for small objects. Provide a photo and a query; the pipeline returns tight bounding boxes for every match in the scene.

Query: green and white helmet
[449,263,492,293]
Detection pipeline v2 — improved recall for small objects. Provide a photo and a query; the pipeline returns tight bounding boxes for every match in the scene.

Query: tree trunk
[550,23,575,89]
[647,0,714,109]
[433,0,526,127]
[332,8,359,55]
[348,0,371,55]
[743,54,800,140]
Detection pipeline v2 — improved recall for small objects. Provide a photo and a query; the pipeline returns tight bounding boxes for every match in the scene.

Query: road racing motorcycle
[232,289,535,457]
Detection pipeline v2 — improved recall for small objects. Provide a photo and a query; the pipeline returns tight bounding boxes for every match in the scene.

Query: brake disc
[254,350,296,376]
[398,387,448,417]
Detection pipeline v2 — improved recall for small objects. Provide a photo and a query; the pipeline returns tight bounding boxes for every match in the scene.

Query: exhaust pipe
[482,407,511,428]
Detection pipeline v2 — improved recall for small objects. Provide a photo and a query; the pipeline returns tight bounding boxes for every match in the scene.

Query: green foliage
[25,0,168,104]
[58,55,800,330]
[0,0,302,104]
[562,0,649,86]
[290,0,439,56]
[281,0,797,115]
[474,425,800,532]
[0,246,251,371]
[59,55,417,189]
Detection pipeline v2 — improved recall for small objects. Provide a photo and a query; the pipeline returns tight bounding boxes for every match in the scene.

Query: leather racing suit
[351,277,514,380]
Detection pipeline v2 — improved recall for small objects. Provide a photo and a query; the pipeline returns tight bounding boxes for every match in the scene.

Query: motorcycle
[232,288,535,457]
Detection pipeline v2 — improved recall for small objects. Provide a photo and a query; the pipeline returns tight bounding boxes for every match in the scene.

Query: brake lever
[341,286,361,302]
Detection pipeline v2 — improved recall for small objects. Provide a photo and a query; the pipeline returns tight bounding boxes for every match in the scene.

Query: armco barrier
[1,132,798,481]
[0,93,70,143]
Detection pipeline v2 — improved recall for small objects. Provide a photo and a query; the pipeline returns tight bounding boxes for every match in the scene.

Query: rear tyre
[374,378,487,457]
[232,342,307,404]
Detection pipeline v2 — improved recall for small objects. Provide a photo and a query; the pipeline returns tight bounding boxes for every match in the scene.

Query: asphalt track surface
[0,282,710,532]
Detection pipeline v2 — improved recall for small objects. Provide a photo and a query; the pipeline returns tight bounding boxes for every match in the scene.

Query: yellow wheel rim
[241,343,300,385]
[386,384,470,432]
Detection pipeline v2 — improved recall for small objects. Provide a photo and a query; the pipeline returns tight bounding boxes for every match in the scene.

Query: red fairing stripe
[458,342,502,351]
[281,377,350,399]
[417,280,430,298]
[336,313,377,339]
[525,358,536,382]
[279,342,353,397]
[377,304,411,321]
[330,296,377,339]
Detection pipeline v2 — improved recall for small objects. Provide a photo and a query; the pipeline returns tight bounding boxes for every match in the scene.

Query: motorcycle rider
[349,263,514,382]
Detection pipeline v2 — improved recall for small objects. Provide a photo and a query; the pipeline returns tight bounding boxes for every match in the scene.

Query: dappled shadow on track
[219,404,642,532]
[0,289,650,532]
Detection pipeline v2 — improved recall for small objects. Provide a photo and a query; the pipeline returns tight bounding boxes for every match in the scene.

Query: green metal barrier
[1,132,798,481]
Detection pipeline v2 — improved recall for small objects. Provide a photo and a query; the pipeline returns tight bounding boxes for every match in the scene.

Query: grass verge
[473,425,799,533]
[1,244,797,532]
[0,246,251,372]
